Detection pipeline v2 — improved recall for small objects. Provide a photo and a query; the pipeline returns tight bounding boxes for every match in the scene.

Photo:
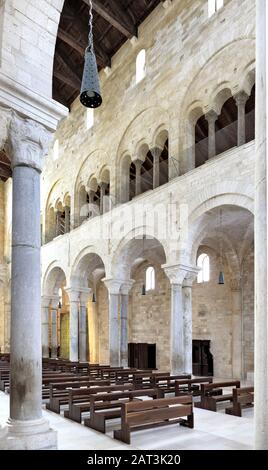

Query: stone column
[235,91,249,146]
[0,114,56,449]
[50,297,59,359]
[100,182,107,215]
[41,296,50,358]
[65,206,70,233]
[151,147,162,189]
[230,277,243,379]
[254,0,268,450]
[103,279,122,367]
[205,110,218,159]
[65,288,80,362]
[55,210,61,237]
[182,271,198,374]
[79,289,91,362]
[120,281,134,367]
[134,159,143,196]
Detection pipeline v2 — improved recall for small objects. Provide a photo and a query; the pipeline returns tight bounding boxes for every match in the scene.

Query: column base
[0,418,57,450]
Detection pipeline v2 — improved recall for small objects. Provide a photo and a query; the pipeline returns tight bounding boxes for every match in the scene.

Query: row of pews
[0,355,254,444]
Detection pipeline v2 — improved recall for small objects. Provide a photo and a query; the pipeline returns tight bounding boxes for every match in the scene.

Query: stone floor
[0,391,254,450]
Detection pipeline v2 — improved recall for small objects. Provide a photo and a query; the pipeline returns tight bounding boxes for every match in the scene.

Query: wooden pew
[225,386,254,417]
[65,384,136,423]
[85,388,160,433]
[46,379,110,414]
[195,381,240,412]
[114,395,194,444]
[133,372,171,389]
[153,374,191,395]
[175,377,213,397]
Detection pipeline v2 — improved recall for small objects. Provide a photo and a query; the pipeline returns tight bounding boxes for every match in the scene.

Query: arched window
[136,49,146,84]
[86,108,94,130]
[146,266,155,291]
[53,139,59,160]
[197,254,210,283]
[208,0,224,18]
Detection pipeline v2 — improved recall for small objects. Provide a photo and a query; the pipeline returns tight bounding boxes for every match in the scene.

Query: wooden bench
[133,372,170,389]
[195,381,240,411]
[225,386,254,417]
[153,374,191,395]
[65,383,136,423]
[114,395,194,444]
[46,379,110,413]
[85,388,160,433]
[175,377,213,397]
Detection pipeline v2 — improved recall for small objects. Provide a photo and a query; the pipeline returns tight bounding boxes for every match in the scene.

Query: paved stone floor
[0,391,254,450]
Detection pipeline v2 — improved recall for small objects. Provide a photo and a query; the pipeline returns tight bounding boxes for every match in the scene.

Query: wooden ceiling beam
[57,28,107,68]
[54,69,80,90]
[82,0,137,39]
[0,165,12,180]
[56,48,82,83]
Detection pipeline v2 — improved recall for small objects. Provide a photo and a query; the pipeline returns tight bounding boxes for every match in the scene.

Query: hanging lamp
[218,209,225,285]
[80,0,102,108]
[92,292,96,303]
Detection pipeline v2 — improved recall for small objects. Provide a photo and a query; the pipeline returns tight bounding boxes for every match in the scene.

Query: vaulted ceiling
[53,0,164,108]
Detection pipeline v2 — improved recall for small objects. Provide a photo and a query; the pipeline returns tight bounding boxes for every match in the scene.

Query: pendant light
[92,292,96,303]
[218,209,225,285]
[80,0,102,108]
[141,234,146,295]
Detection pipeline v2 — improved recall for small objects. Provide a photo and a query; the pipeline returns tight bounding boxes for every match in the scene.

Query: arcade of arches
[0,0,267,452]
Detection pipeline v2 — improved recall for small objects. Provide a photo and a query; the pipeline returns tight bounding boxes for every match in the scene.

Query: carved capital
[234,91,249,107]
[205,110,218,125]
[0,107,12,150]
[102,278,123,295]
[79,287,92,306]
[150,146,163,160]
[120,280,135,295]
[65,287,80,303]
[7,114,53,172]
[163,263,199,286]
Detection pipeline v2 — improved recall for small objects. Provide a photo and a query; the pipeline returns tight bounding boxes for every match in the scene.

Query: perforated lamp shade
[80,50,102,108]
[218,271,225,285]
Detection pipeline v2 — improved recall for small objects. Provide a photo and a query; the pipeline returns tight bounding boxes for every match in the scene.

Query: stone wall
[129,263,171,371]
[0,181,5,351]
[97,282,109,364]
[242,246,254,375]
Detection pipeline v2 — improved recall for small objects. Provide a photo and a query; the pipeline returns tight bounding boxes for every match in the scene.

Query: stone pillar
[0,114,57,449]
[206,110,218,159]
[134,159,143,196]
[235,91,249,147]
[65,288,80,362]
[151,147,162,189]
[103,279,122,367]
[65,206,70,233]
[50,297,59,359]
[41,296,50,358]
[230,278,243,379]
[182,271,198,374]
[79,289,91,362]
[120,281,134,367]
[55,210,61,237]
[254,0,268,450]
[100,182,107,215]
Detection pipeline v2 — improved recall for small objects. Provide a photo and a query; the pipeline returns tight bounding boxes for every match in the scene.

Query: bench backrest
[201,381,240,392]
[234,386,254,403]
[68,383,135,402]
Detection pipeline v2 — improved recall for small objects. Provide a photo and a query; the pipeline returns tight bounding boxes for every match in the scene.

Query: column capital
[205,110,218,124]
[0,107,12,150]
[150,146,163,159]
[50,295,60,310]
[234,90,249,106]
[133,158,143,169]
[65,287,80,303]
[120,280,135,295]
[41,295,52,308]
[6,113,53,172]
[163,263,199,286]
[102,278,123,295]
[79,287,92,305]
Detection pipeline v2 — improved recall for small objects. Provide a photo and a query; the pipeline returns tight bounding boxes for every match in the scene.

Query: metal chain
[88,0,94,51]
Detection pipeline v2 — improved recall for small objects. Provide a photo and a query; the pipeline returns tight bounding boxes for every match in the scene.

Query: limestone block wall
[129,263,171,371]
[97,283,109,365]
[242,246,254,374]
[192,248,233,378]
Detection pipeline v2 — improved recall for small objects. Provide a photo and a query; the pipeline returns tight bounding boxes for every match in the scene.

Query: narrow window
[146,266,155,291]
[197,254,210,283]
[208,0,224,18]
[136,49,146,84]
[86,108,94,130]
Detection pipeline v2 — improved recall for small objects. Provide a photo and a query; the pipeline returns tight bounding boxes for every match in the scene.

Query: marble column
[151,147,162,189]
[230,277,243,379]
[235,91,249,147]
[182,271,198,374]
[41,296,50,358]
[254,0,268,450]
[103,279,122,367]
[0,114,56,449]
[100,182,107,215]
[120,281,134,367]
[50,297,59,359]
[79,289,91,362]
[134,159,143,196]
[205,110,218,159]
[65,288,80,362]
